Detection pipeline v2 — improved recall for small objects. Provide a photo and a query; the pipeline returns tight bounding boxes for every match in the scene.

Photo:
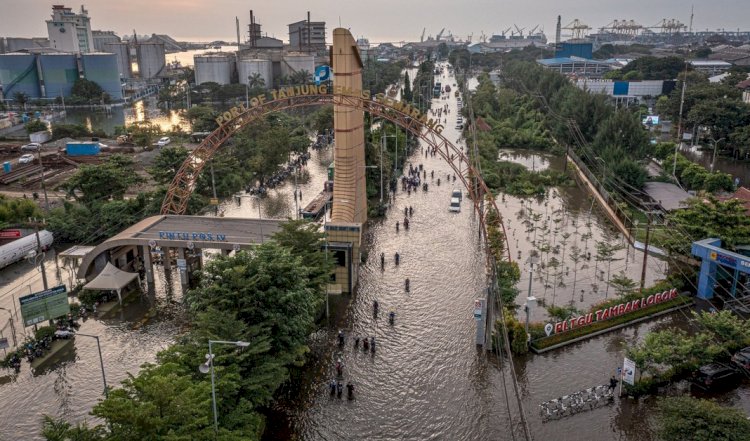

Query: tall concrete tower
[331,28,367,225]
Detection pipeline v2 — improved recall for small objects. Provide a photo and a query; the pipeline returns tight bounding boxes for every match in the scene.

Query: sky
[2,0,749,43]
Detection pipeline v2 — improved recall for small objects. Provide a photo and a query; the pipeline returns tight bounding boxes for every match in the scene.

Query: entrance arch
[161,92,511,262]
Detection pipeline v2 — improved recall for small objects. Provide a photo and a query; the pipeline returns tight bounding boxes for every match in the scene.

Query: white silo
[194,53,233,85]
[238,59,272,89]
[281,54,315,80]
[136,42,166,79]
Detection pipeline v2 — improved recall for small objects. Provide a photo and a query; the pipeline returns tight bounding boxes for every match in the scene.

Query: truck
[0,230,53,269]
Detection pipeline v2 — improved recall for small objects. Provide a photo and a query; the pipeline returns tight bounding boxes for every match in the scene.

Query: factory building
[576,79,676,104]
[46,5,94,53]
[0,52,122,100]
[537,57,613,78]
[136,43,166,78]
[0,38,51,54]
[101,42,131,78]
[288,16,326,52]
[92,30,121,51]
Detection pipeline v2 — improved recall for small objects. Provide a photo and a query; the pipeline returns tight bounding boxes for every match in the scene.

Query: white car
[156,137,171,147]
[18,154,35,164]
[21,143,41,152]
[449,197,461,212]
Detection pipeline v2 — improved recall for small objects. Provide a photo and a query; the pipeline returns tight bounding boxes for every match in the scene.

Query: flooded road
[0,252,184,438]
[260,64,738,440]
[678,144,750,188]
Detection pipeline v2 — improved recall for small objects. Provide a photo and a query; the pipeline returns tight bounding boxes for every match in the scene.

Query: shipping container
[66,141,101,156]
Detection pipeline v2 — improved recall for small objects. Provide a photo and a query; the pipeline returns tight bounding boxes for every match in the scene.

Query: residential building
[46,4,94,53]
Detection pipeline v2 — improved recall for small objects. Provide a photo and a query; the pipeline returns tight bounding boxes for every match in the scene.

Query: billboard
[19,285,69,327]
[642,115,660,126]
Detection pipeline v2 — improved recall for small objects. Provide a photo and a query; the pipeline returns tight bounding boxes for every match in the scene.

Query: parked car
[691,362,741,390]
[157,137,171,147]
[731,346,750,370]
[20,143,41,152]
[18,154,35,164]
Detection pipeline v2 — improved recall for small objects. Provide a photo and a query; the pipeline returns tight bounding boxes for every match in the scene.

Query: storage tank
[136,42,165,79]
[0,53,41,98]
[38,53,78,99]
[102,42,131,78]
[81,53,123,100]
[194,53,233,85]
[281,54,315,80]
[238,59,272,89]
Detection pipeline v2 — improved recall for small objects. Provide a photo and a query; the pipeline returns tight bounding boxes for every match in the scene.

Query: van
[449,197,461,212]
[451,189,462,201]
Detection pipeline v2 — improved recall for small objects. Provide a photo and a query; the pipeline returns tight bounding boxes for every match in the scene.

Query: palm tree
[248,73,265,89]
[13,91,28,111]
[290,69,311,85]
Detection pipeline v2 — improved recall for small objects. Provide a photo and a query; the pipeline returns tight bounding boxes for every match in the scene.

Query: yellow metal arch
[160,93,511,261]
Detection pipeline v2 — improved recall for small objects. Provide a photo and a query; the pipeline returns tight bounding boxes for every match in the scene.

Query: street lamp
[198,340,251,436]
[710,137,726,173]
[75,333,108,398]
[524,255,540,338]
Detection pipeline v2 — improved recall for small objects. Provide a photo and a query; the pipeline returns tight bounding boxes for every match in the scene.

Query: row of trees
[43,220,331,440]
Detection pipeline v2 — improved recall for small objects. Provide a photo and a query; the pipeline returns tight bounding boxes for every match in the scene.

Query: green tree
[618,56,687,80]
[71,78,107,104]
[127,121,161,147]
[247,72,266,89]
[13,91,29,110]
[665,196,750,255]
[25,119,47,134]
[655,396,750,441]
[62,155,143,205]
[185,105,218,132]
[148,146,190,185]
[0,194,42,229]
[41,415,104,441]
[402,71,413,102]
[290,69,311,85]
[607,271,637,297]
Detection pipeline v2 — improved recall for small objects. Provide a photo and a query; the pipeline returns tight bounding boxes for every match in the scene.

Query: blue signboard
[314,65,331,85]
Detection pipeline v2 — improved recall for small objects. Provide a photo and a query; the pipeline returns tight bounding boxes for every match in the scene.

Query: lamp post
[710,137,726,173]
[381,132,396,203]
[0,307,17,350]
[198,340,251,437]
[75,333,108,398]
[524,256,540,338]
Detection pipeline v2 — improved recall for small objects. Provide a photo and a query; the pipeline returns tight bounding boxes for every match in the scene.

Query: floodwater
[0,251,185,439]
[62,98,187,135]
[2,61,748,440]
[678,144,750,188]
[260,64,749,441]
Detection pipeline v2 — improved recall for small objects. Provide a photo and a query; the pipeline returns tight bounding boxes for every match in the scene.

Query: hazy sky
[2,1,749,43]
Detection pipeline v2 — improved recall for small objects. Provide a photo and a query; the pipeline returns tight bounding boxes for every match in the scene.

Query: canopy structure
[83,262,140,304]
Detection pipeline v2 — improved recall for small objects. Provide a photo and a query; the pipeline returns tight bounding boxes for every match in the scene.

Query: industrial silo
[238,59,272,89]
[38,53,78,98]
[136,42,166,79]
[0,53,41,99]
[281,54,315,81]
[194,53,233,85]
[102,42,131,78]
[81,53,123,100]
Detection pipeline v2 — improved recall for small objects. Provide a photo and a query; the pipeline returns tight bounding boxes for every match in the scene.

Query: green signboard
[19,285,69,327]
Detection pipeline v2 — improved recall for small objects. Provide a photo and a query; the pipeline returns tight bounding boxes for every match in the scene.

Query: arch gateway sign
[213,85,446,134]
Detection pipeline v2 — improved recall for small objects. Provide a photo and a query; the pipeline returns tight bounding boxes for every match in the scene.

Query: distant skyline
[2,1,749,44]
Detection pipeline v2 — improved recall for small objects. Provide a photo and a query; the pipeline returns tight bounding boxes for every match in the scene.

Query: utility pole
[380,134,384,204]
[31,218,49,290]
[639,213,652,291]
[36,150,50,211]
[674,60,689,178]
